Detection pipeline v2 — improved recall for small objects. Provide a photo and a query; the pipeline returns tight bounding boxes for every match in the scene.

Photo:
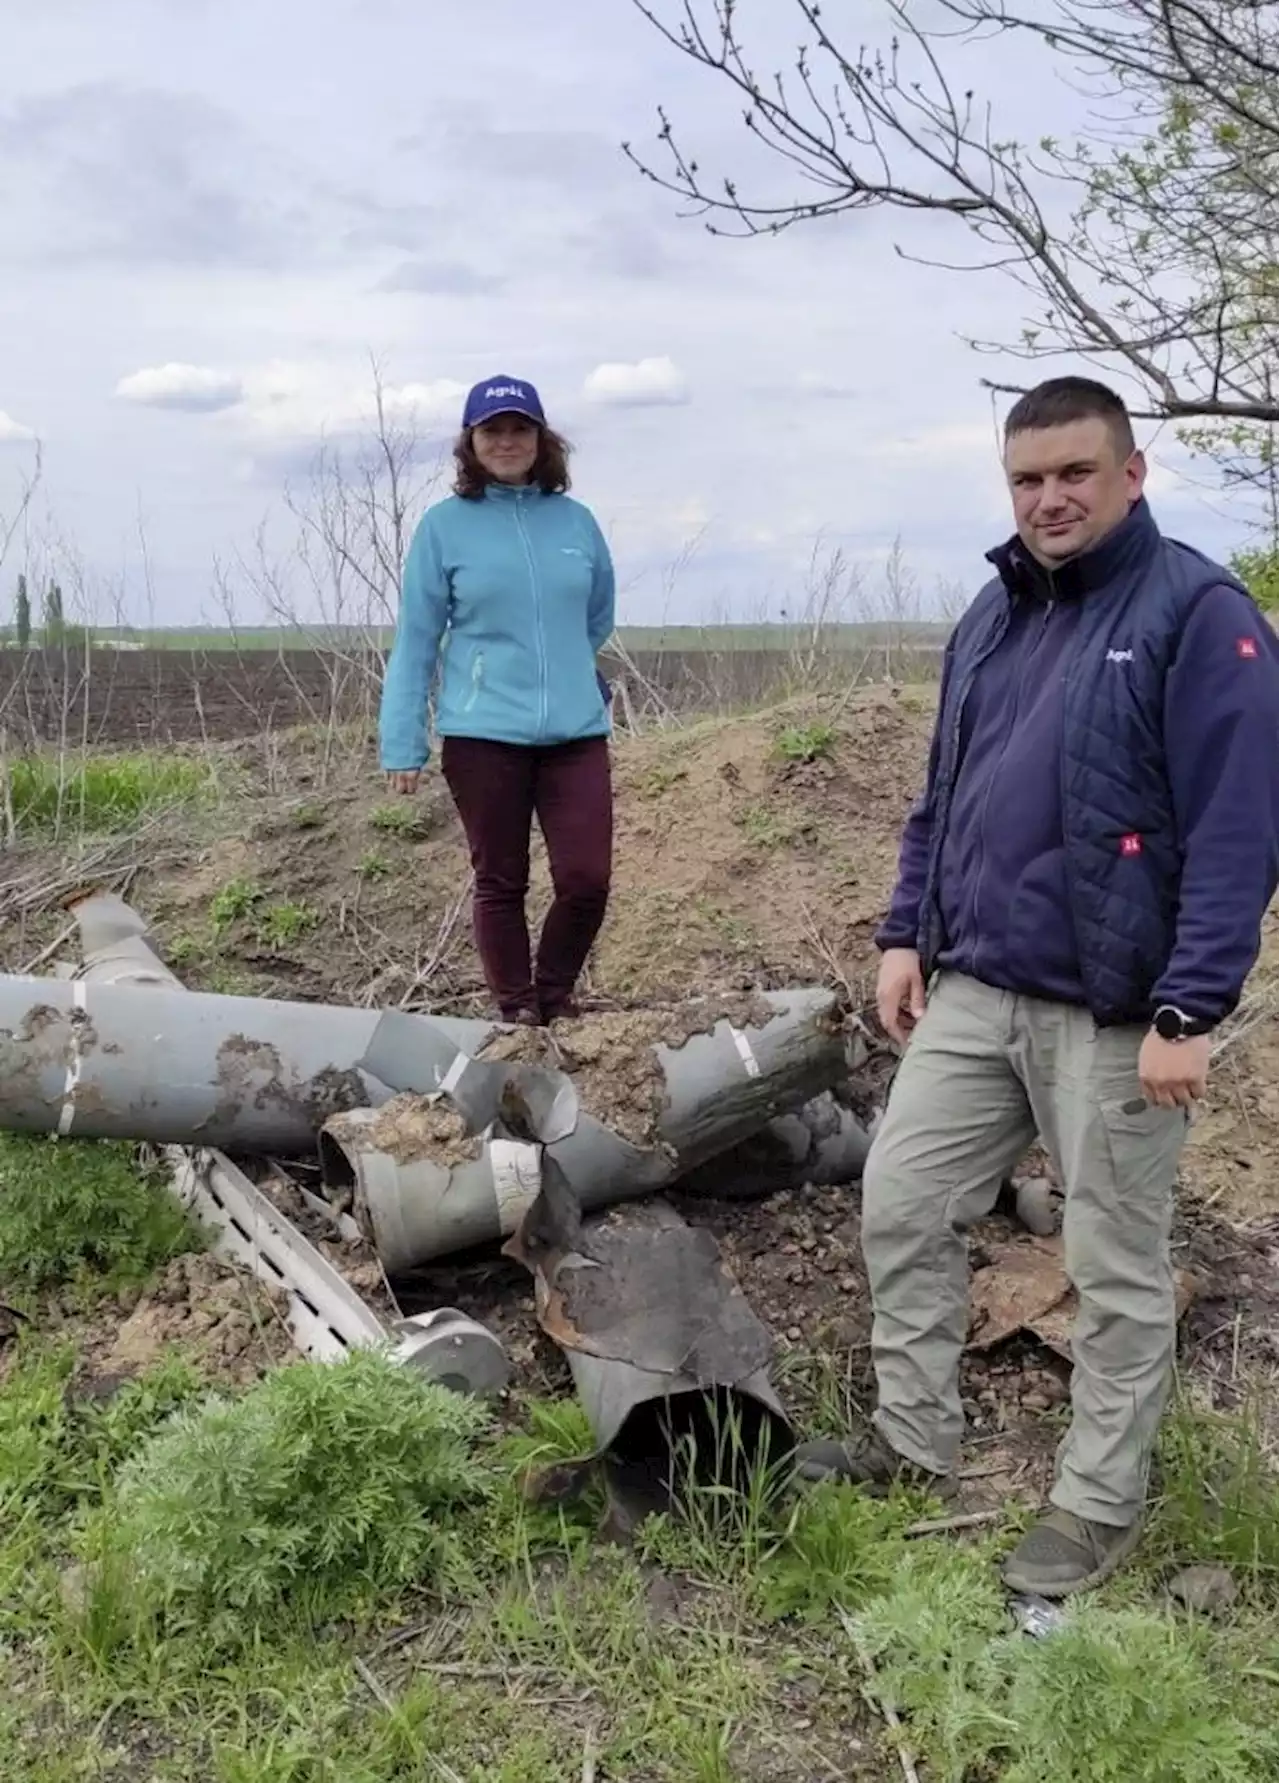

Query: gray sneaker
[794,1425,959,1500]
[1000,1507,1143,1598]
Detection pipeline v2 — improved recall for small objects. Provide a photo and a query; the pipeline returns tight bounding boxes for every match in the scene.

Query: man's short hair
[1004,377,1136,459]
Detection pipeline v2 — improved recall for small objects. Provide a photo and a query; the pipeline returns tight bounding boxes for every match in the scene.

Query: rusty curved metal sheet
[968,1233,1198,1360]
[510,1194,774,1383]
[505,1165,793,1535]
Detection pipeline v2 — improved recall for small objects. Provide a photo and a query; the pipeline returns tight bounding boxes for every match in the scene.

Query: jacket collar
[482,481,544,503]
[986,497,1161,602]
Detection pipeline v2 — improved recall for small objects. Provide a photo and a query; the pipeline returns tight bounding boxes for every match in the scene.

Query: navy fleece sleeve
[876,636,956,952]
[378,514,449,772]
[1151,588,1279,1022]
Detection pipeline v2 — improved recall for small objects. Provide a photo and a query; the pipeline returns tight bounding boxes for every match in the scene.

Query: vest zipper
[963,595,1057,978]
[923,609,1012,959]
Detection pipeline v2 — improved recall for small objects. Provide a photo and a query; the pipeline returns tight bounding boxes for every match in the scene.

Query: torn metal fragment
[507,1175,793,1536]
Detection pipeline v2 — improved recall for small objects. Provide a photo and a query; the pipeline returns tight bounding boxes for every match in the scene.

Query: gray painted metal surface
[320,987,848,1270]
[0,975,500,1153]
[21,892,511,1391]
[678,1089,871,1200]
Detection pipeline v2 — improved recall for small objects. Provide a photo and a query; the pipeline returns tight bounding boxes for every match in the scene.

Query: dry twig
[836,1607,921,1783]
[903,1508,1003,1538]
[17,920,77,975]
[352,1654,397,1714]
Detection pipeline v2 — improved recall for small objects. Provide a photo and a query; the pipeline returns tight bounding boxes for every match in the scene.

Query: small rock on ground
[1167,1564,1239,1614]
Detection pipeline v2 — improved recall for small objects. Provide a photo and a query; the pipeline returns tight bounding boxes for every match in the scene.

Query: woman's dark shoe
[499,1004,544,1028]
[540,995,582,1024]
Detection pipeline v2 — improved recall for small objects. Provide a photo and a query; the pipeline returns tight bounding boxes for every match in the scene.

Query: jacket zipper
[963,592,1057,977]
[923,610,1011,960]
[511,497,548,740]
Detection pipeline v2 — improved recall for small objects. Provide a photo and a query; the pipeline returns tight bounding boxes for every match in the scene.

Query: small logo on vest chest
[1237,636,1259,660]
[1119,833,1143,858]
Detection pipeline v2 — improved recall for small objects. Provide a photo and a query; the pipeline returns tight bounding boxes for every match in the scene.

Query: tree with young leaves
[626,0,1277,505]
[14,574,30,648]
[1231,542,1278,609]
[42,579,64,644]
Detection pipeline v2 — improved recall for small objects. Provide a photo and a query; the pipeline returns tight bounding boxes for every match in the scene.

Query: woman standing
[380,375,616,1026]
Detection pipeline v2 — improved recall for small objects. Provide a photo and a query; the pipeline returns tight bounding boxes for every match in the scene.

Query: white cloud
[0,409,36,442]
[382,380,470,426]
[231,362,468,443]
[583,355,689,408]
[115,362,244,412]
[1137,446,1189,501]
[606,494,712,557]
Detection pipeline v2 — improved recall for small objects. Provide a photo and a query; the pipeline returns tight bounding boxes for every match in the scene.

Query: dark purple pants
[440,735,613,1021]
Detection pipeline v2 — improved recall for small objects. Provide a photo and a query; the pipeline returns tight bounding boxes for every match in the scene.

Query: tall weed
[0,1133,199,1296]
[5,752,212,837]
[89,1349,492,1635]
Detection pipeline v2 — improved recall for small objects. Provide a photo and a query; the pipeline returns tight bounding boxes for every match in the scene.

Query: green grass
[355,850,393,880]
[736,802,798,848]
[2,753,213,837]
[210,877,263,933]
[0,1132,200,1298]
[773,720,837,763]
[0,1135,1274,1781]
[258,901,319,949]
[637,758,690,797]
[85,1349,492,1640]
[368,801,428,838]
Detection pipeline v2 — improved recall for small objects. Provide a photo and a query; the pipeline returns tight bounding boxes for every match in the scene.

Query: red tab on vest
[1119,833,1143,858]
[1237,636,1259,659]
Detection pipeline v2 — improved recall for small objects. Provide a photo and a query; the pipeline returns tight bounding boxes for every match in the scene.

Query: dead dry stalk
[799,900,857,1009]
[835,1607,921,1783]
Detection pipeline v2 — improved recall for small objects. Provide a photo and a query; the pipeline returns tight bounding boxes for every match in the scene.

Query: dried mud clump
[83,1252,293,1388]
[480,994,783,1150]
[335,1092,481,1170]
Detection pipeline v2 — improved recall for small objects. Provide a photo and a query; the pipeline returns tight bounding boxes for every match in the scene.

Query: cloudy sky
[0,0,1253,630]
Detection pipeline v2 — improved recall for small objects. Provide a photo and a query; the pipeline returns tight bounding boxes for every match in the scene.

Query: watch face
[1154,1008,1182,1041]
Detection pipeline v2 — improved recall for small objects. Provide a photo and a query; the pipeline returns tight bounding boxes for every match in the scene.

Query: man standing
[802,377,1278,1597]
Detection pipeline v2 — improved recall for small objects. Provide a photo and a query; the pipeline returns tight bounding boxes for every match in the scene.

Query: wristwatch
[1151,1004,1213,1042]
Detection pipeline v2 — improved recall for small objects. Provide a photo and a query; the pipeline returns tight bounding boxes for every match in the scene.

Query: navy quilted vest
[918,501,1238,1025]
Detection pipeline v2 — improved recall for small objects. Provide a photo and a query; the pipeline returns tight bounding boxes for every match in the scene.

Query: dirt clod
[332,1093,480,1169]
[480,994,780,1150]
[1168,1564,1239,1614]
[84,1252,293,1388]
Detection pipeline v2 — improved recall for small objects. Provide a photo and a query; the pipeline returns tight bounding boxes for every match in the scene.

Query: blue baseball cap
[462,375,546,430]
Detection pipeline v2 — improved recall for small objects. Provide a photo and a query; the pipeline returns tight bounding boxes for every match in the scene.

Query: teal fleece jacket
[379,484,616,770]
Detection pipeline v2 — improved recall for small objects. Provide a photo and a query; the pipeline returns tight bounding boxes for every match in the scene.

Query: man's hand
[1138,1030,1210,1110]
[876,948,927,1046]
[386,770,421,795]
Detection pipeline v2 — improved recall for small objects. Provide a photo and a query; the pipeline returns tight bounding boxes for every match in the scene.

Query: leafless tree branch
[626,0,1278,490]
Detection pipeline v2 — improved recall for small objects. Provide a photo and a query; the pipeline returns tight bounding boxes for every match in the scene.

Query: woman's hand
[386,770,421,795]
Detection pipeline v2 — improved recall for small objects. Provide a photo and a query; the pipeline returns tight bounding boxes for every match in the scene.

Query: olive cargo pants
[860,972,1189,1526]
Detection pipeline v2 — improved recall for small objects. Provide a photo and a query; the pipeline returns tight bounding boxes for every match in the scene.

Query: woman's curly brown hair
[452,426,572,499]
